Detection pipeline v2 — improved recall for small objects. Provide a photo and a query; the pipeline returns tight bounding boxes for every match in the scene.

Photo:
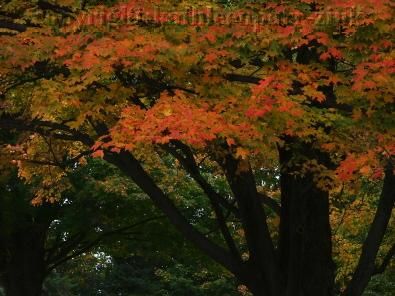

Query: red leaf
[204,52,218,63]
[205,32,216,43]
[92,150,104,159]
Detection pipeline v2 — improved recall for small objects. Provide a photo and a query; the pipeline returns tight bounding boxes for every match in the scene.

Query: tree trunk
[1,225,47,296]
[279,145,335,296]
[247,283,268,296]
[235,269,267,296]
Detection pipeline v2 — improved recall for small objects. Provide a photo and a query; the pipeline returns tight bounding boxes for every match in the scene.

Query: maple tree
[0,0,394,295]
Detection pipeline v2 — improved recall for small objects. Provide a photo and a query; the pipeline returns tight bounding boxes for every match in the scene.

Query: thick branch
[164,142,241,260]
[0,19,27,32]
[344,163,395,296]
[37,1,74,17]
[0,116,94,146]
[103,149,240,274]
[224,74,261,84]
[218,152,280,295]
[45,233,86,268]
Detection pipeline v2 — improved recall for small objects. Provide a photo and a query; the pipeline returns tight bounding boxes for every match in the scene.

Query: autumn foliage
[0,0,394,295]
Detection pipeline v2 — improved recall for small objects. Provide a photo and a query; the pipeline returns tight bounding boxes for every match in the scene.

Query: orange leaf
[92,150,104,159]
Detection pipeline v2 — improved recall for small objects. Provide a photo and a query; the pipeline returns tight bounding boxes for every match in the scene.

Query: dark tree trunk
[222,156,280,296]
[246,282,268,296]
[235,266,269,296]
[1,225,47,296]
[278,145,335,296]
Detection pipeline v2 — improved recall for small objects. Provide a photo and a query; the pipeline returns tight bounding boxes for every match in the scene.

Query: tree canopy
[0,1,394,296]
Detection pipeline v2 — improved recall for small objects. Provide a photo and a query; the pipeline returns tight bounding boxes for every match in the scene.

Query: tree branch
[86,120,241,270]
[166,141,239,217]
[344,162,395,296]
[224,74,261,84]
[0,116,94,146]
[217,151,280,295]
[0,19,27,32]
[103,149,241,274]
[373,243,395,275]
[45,232,87,267]
[163,142,241,260]
[46,215,166,273]
[37,1,74,18]
[1,77,43,95]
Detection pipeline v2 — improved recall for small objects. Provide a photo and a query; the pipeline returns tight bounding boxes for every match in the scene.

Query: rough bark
[279,144,335,296]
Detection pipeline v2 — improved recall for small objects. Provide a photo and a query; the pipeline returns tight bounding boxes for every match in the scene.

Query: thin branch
[248,66,264,78]
[66,150,91,164]
[45,232,87,265]
[46,215,166,273]
[373,243,395,275]
[166,141,239,217]
[20,159,59,167]
[164,142,241,260]
[1,77,43,95]
[41,135,62,167]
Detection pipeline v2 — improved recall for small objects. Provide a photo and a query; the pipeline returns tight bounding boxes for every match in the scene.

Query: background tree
[0,155,175,295]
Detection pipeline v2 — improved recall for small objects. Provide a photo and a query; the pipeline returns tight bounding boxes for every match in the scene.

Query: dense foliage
[0,1,394,296]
